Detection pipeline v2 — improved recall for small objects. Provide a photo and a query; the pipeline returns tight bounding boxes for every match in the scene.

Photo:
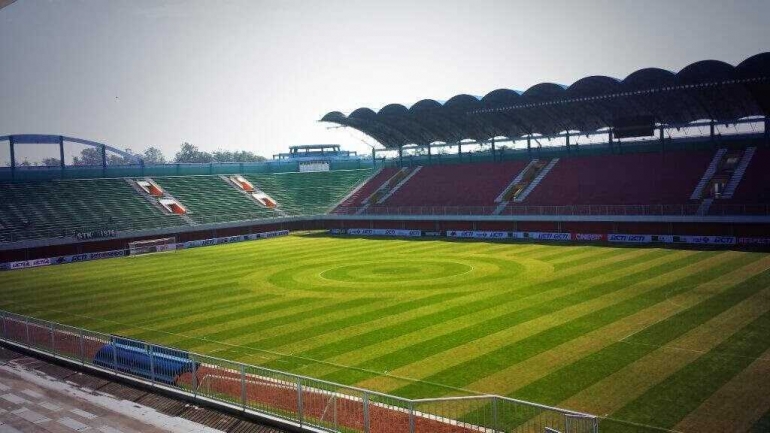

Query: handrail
[0,309,598,433]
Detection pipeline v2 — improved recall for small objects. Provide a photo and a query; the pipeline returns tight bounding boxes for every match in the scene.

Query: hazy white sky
[0,0,768,161]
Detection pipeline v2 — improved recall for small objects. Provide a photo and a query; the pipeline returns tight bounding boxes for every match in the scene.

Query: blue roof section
[321,52,770,148]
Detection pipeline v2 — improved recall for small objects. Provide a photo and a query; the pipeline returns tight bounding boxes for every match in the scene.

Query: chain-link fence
[0,310,598,433]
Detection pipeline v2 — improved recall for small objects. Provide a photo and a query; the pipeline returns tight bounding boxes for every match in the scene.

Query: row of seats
[152,176,277,224]
[343,148,768,214]
[244,169,374,216]
[0,169,374,242]
[518,151,715,206]
[383,162,527,207]
[0,178,184,243]
[332,167,399,213]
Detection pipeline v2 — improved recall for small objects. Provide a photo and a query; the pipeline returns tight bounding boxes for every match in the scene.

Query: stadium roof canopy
[321,52,770,149]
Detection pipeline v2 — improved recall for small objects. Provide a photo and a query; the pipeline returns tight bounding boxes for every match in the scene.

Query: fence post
[240,364,246,410]
[149,345,155,386]
[79,329,85,365]
[50,323,55,355]
[363,392,370,433]
[112,340,118,375]
[1,312,6,339]
[25,317,30,347]
[296,378,304,427]
[409,400,415,433]
[191,357,198,397]
[492,396,498,432]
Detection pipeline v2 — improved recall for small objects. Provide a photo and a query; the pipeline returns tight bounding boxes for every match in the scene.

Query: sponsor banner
[9,258,52,270]
[1,230,290,271]
[669,235,736,245]
[608,234,652,243]
[574,233,605,242]
[155,244,178,253]
[424,231,443,237]
[88,250,126,260]
[328,228,346,235]
[346,228,422,238]
[524,232,572,241]
[258,230,290,239]
[446,230,510,239]
[183,230,289,250]
[738,237,770,245]
[651,235,674,243]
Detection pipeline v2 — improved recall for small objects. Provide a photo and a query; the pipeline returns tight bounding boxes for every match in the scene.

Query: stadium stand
[332,167,399,213]
[245,168,374,215]
[152,176,278,224]
[516,150,715,206]
[719,148,769,203]
[0,178,184,242]
[379,161,527,208]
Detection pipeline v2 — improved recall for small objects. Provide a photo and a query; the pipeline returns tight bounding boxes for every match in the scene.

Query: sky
[0,0,769,163]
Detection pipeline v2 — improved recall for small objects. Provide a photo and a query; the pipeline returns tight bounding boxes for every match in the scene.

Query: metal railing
[334,203,770,217]
[0,309,598,433]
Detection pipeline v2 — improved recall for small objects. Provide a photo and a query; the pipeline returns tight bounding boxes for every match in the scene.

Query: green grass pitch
[2,233,770,432]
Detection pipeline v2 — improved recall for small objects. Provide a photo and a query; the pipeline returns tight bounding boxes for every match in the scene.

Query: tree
[72,147,103,166]
[174,142,212,163]
[42,157,61,167]
[142,147,166,164]
[107,148,135,166]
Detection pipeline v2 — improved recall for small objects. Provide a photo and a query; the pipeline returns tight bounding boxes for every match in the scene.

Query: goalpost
[128,237,177,256]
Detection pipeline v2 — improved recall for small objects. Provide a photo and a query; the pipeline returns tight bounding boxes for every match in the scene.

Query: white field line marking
[317,263,475,282]
[618,289,683,342]
[616,340,770,363]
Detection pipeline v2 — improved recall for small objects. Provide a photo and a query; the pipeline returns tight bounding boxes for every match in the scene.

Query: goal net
[129,237,177,256]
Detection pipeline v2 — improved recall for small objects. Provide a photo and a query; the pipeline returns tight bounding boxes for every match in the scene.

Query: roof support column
[371,148,376,166]
[527,135,531,156]
[608,129,613,153]
[710,120,715,143]
[59,136,65,169]
[398,146,403,168]
[659,125,665,152]
[427,143,432,163]
[565,132,570,153]
[491,138,496,162]
[9,135,16,180]
[457,142,462,161]
[765,116,769,147]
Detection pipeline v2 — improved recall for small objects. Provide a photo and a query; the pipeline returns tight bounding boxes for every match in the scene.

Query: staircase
[220,175,287,217]
[495,159,539,203]
[332,167,382,213]
[376,166,423,204]
[696,198,714,216]
[690,148,727,200]
[131,178,196,225]
[721,147,756,199]
[514,158,559,203]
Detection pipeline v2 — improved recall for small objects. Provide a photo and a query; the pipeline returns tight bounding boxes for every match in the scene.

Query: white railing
[0,309,599,433]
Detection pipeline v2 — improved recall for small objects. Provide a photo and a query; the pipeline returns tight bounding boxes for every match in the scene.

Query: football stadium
[2,1,770,431]
[1,51,770,433]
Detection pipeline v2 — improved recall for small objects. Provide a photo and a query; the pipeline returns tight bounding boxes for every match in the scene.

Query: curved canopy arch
[0,134,143,165]
[321,52,770,148]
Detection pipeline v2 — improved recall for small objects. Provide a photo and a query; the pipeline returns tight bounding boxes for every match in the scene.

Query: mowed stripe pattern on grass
[1,233,769,432]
